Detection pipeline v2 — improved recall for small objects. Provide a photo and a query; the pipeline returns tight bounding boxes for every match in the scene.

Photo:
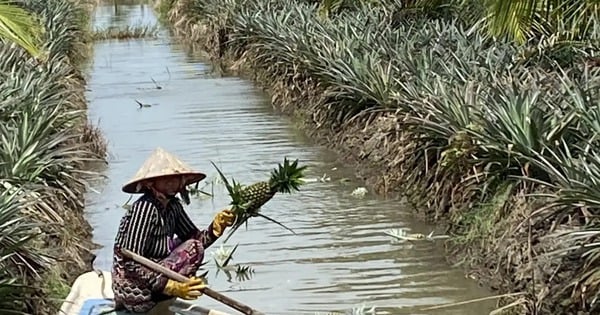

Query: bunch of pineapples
[211,158,307,242]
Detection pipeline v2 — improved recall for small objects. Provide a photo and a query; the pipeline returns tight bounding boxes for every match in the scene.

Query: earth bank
[154,0,600,314]
[0,0,106,314]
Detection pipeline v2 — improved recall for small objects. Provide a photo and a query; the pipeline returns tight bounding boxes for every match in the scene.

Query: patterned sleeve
[117,200,169,292]
[172,201,219,249]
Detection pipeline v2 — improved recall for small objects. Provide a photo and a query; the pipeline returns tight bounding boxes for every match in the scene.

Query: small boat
[59,270,232,315]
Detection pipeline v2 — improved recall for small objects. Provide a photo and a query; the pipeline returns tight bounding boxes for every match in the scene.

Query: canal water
[83,1,496,314]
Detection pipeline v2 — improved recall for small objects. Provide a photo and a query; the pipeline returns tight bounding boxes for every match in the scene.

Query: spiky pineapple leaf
[210,161,245,208]
[254,213,296,235]
[222,243,238,267]
[228,180,245,209]
[223,218,249,243]
[269,157,308,194]
[222,210,296,243]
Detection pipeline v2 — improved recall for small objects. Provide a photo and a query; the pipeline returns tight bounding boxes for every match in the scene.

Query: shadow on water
[84,1,497,314]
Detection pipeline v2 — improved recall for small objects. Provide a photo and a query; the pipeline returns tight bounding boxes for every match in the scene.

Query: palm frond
[0,1,43,57]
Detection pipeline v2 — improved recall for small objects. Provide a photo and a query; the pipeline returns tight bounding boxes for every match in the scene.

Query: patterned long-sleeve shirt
[112,193,218,296]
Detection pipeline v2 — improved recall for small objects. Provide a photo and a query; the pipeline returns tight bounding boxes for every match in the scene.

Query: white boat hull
[59,270,230,315]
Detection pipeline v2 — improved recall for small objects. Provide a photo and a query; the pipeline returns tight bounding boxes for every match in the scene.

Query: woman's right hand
[212,209,236,237]
[162,277,206,300]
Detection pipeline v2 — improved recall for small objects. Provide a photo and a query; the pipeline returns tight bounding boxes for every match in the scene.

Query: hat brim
[122,172,207,194]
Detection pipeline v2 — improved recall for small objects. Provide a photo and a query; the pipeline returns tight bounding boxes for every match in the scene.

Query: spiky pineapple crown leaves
[210,157,308,207]
[209,158,307,243]
[268,157,308,194]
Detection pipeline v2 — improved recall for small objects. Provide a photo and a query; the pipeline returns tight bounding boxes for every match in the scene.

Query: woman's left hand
[212,209,236,237]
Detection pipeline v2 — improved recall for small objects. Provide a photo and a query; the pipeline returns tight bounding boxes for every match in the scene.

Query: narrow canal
[84,1,495,314]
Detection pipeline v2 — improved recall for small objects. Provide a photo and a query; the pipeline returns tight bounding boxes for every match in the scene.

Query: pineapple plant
[211,157,307,243]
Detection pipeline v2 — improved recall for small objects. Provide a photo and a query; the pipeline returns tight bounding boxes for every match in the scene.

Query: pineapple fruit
[211,158,307,242]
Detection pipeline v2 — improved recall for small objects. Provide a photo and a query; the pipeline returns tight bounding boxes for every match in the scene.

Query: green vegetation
[92,25,160,40]
[0,0,106,313]
[157,0,600,313]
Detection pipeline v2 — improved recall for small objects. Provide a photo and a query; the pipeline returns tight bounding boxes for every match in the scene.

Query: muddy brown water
[83,2,496,314]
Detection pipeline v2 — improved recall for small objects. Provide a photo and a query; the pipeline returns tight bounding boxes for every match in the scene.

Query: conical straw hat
[122,147,206,194]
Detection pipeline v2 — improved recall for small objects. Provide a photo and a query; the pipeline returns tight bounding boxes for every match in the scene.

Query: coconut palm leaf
[0,1,42,57]
[484,0,600,43]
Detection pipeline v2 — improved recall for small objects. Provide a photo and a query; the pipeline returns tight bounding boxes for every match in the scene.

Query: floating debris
[212,244,237,266]
[301,173,331,183]
[150,77,162,89]
[135,99,153,108]
[187,180,213,199]
[211,244,255,282]
[351,187,368,198]
[384,228,450,242]
[317,173,331,182]
[349,305,377,315]
[315,304,377,315]
[232,265,255,282]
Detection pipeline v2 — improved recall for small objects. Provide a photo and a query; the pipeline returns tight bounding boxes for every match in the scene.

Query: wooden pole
[121,249,265,315]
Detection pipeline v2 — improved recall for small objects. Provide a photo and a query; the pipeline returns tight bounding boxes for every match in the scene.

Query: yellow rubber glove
[162,277,206,300]
[212,209,236,237]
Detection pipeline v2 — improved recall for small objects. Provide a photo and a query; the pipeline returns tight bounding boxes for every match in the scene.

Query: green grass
[43,268,72,309]
[451,183,514,247]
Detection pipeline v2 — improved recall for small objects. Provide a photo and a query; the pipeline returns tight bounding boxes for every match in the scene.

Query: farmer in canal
[111,147,236,313]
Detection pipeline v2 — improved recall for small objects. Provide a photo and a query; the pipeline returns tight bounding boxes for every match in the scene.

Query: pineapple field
[157,0,600,314]
[0,0,106,314]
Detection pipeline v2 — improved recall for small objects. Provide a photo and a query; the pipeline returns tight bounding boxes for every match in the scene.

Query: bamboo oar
[121,249,265,315]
